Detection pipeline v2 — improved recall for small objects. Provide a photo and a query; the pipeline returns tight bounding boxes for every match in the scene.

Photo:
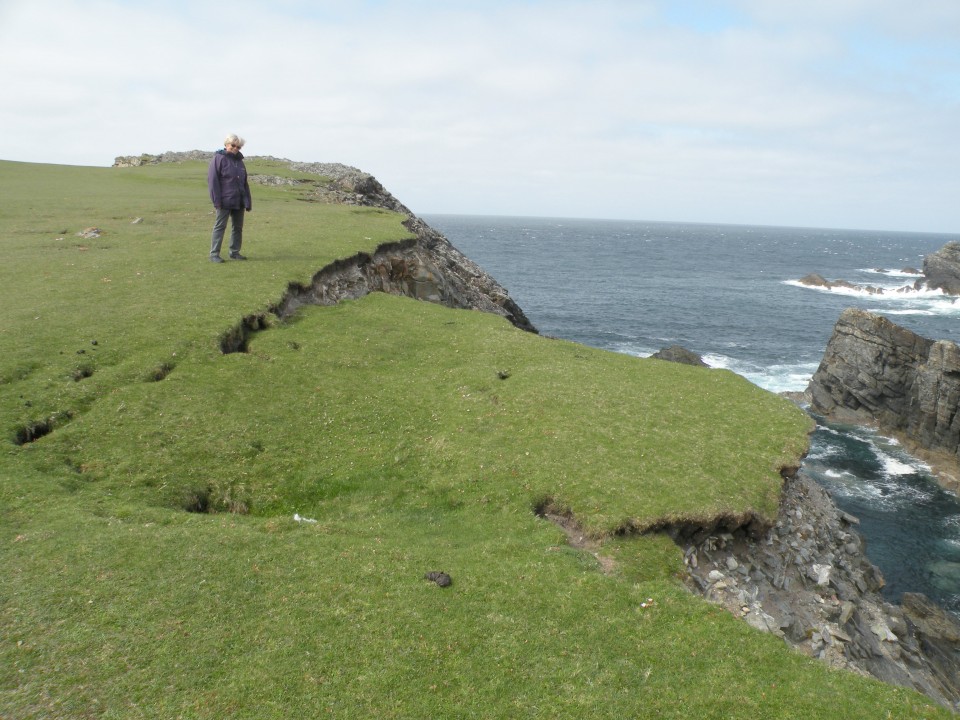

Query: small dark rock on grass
[424,571,452,587]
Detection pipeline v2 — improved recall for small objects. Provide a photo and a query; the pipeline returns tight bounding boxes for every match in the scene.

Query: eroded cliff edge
[681,470,960,711]
[807,307,960,493]
[118,153,960,710]
[114,151,536,336]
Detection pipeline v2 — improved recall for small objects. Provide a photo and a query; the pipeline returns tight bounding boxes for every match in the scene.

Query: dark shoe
[229,253,247,260]
[210,256,224,263]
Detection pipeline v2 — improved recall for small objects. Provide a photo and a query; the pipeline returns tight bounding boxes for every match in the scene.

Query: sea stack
[808,308,960,479]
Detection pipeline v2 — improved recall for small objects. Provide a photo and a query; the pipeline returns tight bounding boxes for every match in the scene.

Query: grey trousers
[210,207,245,257]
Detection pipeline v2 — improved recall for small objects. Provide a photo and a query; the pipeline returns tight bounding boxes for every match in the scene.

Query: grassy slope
[0,159,948,718]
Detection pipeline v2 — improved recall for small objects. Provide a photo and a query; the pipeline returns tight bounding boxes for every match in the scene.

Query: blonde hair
[224,133,245,148]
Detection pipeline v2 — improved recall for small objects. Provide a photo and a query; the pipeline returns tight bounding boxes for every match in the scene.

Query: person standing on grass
[208,133,252,263]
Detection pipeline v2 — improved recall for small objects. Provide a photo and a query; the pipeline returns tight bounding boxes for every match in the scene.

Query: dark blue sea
[425,214,960,616]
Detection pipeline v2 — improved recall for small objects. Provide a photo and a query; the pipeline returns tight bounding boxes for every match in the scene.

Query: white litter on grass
[293,513,317,524]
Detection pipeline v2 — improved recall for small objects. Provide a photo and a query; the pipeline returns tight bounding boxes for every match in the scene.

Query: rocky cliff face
[807,308,960,491]
[682,471,960,711]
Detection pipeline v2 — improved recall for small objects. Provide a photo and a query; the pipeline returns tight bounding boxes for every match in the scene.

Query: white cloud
[0,0,957,232]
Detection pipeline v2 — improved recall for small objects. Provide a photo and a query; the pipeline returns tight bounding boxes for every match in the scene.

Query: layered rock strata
[806,308,960,490]
[681,471,960,712]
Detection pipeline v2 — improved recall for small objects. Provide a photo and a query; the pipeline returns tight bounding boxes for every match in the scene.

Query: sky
[1,0,958,233]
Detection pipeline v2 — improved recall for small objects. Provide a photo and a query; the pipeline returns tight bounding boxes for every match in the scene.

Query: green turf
[0,159,949,718]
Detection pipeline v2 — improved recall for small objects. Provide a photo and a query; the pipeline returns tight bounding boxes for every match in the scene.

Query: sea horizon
[423,210,959,239]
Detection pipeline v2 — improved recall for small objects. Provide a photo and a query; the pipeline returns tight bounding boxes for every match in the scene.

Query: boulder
[923,242,960,295]
[650,345,708,367]
[798,273,830,288]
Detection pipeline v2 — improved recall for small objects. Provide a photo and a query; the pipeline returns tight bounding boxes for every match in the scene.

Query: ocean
[424,214,960,616]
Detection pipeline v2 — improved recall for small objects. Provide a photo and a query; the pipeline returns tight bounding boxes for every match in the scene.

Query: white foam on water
[823,468,858,481]
[878,453,918,477]
[701,353,817,394]
[818,474,885,503]
[868,436,933,475]
[784,280,959,312]
[807,423,938,508]
[860,268,924,278]
[784,279,920,298]
[878,308,936,316]
[610,343,646,358]
[701,352,731,370]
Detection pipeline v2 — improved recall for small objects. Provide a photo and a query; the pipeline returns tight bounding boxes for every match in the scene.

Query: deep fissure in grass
[535,494,779,563]
[182,486,212,513]
[217,234,515,356]
[223,242,420,354]
[180,484,250,515]
[71,366,94,381]
[13,411,74,445]
[220,312,273,354]
[147,362,175,382]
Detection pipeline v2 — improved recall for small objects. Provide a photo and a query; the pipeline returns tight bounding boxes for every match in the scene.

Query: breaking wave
[701,353,819,394]
[785,278,960,318]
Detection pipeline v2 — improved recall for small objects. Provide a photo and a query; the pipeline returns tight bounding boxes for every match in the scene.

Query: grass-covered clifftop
[0,159,948,718]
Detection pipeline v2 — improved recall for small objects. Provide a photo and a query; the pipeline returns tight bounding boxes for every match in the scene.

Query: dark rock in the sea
[682,471,960,711]
[807,309,960,475]
[651,345,708,367]
[796,274,885,295]
[798,273,831,288]
[923,242,960,295]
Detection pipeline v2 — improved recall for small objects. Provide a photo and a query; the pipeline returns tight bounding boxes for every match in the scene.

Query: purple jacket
[208,149,252,210]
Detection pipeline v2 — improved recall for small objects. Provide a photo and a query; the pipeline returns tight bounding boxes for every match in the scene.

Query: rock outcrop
[923,242,960,295]
[796,273,888,295]
[794,241,960,297]
[682,470,960,712]
[806,309,960,489]
[114,152,535,334]
[650,345,709,367]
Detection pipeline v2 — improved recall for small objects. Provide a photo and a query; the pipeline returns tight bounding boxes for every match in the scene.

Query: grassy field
[0,159,950,718]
